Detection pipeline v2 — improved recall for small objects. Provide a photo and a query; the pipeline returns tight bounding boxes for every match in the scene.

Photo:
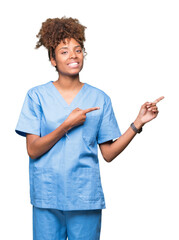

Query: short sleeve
[15,90,42,137]
[97,95,121,144]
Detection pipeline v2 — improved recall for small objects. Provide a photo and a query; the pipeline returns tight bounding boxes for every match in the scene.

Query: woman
[15,16,164,240]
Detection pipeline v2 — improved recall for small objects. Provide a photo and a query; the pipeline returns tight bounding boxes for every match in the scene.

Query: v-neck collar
[49,81,87,108]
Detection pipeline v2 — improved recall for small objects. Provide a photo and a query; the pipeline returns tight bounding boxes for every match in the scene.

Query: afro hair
[35,16,87,71]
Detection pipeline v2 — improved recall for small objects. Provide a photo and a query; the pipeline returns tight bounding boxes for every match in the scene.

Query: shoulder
[27,81,50,95]
[26,81,51,105]
[85,83,111,102]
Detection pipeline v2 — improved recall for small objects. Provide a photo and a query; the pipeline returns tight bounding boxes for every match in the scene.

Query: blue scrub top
[15,81,121,210]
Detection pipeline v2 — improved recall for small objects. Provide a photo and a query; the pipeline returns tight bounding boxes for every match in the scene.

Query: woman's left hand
[135,96,164,128]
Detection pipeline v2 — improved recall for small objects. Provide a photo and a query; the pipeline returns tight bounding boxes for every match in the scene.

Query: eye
[76,49,82,53]
[61,51,68,54]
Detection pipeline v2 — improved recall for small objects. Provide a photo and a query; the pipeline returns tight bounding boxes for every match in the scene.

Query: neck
[55,74,82,90]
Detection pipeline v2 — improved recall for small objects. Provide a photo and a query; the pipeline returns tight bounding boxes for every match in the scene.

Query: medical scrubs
[33,206,102,240]
[15,80,121,239]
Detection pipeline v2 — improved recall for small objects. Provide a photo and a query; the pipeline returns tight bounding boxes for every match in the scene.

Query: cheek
[55,53,67,63]
[56,58,67,69]
[80,61,84,70]
[79,55,84,66]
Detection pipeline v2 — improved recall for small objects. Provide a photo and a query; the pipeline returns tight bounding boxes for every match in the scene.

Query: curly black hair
[35,16,87,71]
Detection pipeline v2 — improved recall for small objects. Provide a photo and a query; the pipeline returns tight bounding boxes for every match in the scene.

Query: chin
[63,72,80,78]
[69,67,83,76]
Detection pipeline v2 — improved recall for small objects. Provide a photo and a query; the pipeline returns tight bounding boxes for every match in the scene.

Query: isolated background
[1,0,178,239]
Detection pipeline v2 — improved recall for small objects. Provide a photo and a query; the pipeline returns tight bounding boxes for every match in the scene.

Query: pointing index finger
[153,96,165,104]
[83,107,100,114]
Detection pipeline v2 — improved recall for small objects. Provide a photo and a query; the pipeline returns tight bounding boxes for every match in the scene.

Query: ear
[50,57,56,67]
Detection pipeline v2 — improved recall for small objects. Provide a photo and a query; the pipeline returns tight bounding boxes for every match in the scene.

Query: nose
[69,50,77,58]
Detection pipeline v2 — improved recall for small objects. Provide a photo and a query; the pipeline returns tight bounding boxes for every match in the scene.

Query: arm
[99,97,164,162]
[26,120,71,159]
[26,107,100,159]
[99,118,143,162]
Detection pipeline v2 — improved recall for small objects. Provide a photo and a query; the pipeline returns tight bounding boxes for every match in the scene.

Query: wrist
[133,118,144,130]
[62,120,73,132]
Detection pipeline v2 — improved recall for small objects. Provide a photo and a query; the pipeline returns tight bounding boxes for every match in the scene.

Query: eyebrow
[59,45,81,50]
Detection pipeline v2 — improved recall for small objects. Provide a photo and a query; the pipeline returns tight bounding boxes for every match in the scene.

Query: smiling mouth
[68,62,80,68]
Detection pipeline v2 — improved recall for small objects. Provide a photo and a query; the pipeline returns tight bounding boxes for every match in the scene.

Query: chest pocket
[82,109,101,146]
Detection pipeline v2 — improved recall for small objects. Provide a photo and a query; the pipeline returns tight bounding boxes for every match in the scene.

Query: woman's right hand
[26,107,100,159]
[65,107,100,129]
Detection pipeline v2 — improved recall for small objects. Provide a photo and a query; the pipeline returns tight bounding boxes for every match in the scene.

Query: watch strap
[130,122,142,134]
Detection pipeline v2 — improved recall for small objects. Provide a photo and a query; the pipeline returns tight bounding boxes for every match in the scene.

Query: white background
[0,0,178,239]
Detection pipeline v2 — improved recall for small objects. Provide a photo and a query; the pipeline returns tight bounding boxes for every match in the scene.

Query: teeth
[69,62,78,66]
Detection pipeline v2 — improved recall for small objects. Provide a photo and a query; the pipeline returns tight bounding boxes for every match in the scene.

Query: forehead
[57,38,80,49]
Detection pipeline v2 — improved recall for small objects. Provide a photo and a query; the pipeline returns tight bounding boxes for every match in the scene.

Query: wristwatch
[130,122,142,134]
